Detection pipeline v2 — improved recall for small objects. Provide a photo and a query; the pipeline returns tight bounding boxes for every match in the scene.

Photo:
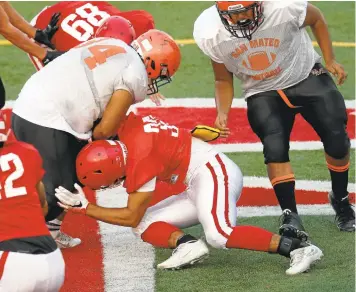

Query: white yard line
[96,189,155,292]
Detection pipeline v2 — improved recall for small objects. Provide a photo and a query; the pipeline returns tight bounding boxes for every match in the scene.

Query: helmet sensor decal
[141,39,153,52]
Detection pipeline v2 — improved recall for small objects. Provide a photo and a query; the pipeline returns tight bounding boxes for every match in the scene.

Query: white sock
[46,218,62,239]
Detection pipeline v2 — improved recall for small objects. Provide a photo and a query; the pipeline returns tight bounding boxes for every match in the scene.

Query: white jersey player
[193,1,353,238]
[193,1,321,99]
[15,37,147,140]
[11,29,181,248]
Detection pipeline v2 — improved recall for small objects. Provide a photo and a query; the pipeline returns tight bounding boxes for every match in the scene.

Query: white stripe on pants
[0,249,65,292]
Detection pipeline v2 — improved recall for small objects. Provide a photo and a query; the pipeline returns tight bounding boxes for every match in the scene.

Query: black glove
[34,12,61,50]
[42,50,66,66]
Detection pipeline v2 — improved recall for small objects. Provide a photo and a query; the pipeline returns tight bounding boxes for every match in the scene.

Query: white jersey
[13,38,148,140]
[193,1,322,99]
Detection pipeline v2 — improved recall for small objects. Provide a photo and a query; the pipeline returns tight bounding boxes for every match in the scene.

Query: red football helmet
[76,140,128,190]
[216,1,264,40]
[131,29,181,95]
[94,16,136,45]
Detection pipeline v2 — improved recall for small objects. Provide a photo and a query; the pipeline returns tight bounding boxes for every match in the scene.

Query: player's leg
[296,68,354,231]
[247,92,307,240]
[191,154,322,275]
[11,113,84,247]
[0,250,64,292]
[133,192,209,270]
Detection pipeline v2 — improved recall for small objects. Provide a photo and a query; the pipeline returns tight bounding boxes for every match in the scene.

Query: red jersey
[31,1,155,51]
[118,113,192,194]
[0,141,50,242]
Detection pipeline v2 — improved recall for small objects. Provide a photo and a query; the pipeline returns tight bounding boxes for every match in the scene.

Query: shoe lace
[290,249,304,267]
[56,231,73,243]
[172,240,197,255]
[279,209,292,225]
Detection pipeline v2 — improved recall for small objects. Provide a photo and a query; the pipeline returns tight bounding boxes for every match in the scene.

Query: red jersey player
[29,1,155,70]
[0,112,64,292]
[55,113,323,276]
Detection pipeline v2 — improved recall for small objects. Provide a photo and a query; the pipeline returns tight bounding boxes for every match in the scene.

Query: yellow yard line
[0,39,355,47]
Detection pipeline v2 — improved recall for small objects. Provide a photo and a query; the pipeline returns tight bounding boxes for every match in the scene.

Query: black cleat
[328,192,355,232]
[279,209,309,241]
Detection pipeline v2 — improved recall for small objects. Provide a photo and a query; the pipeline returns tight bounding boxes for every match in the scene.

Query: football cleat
[54,231,81,249]
[286,244,323,275]
[157,239,209,270]
[329,192,355,232]
[279,209,309,241]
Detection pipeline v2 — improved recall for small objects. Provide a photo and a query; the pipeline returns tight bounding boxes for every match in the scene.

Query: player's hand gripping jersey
[118,113,193,194]
[30,1,155,69]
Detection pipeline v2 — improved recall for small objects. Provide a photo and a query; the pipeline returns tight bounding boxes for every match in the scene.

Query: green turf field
[0,2,355,292]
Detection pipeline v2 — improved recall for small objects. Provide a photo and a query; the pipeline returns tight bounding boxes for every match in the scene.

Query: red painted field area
[136,107,355,143]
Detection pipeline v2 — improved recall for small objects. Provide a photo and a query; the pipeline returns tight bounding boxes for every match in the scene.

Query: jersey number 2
[0,153,27,199]
[85,45,126,70]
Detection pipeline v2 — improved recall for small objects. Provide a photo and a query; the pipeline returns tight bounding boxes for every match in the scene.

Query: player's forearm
[0,1,36,38]
[1,24,46,59]
[215,79,234,115]
[92,124,117,140]
[86,204,141,227]
[310,18,335,64]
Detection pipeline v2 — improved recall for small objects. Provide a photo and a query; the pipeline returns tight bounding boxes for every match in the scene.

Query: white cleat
[286,244,323,275]
[54,231,81,249]
[157,239,209,270]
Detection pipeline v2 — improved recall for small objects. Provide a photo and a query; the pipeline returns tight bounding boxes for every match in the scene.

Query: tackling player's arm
[212,60,233,137]
[36,181,48,216]
[93,89,133,140]
[86,190,153,227]
[0,1,37,39]
[0,4,46,60]
[302,3,347,85]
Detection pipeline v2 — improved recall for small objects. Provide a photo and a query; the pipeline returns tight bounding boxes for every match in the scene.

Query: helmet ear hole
[94,170,102,174]
[151,60,156,70]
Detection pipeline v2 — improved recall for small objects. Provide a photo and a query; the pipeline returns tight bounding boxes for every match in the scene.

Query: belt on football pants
[0,251,9,280]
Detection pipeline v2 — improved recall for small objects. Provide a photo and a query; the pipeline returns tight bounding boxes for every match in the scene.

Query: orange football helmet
[131,29,181,95]
[76,140,128,190]
[215,1,264,40]
[94,16,136,45]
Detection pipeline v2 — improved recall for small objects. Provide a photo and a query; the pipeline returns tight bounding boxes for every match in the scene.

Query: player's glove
[55,183,89,214]
[191,125,220,142]
[42,50,66,66]
[34,12,61,49]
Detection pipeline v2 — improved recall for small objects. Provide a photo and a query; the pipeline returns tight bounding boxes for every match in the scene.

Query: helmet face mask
[216,1,264,40]
[147,64,172,95]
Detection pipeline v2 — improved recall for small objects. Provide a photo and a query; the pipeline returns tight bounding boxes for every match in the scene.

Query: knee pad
[262,133,290,164]
[205,230,228,249]
[323,132,350,159]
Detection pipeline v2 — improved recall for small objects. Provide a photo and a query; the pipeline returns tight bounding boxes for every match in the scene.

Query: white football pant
[0,249,65,292]
[134,142,243,249]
